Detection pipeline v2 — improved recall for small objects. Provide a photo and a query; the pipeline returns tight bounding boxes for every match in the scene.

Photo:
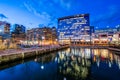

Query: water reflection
[0,48,120,80]
[57,48,91,80]
[0,53,57,80]
[57,48,120,80]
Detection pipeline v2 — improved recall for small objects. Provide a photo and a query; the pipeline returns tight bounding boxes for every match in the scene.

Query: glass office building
[58,14,91,44]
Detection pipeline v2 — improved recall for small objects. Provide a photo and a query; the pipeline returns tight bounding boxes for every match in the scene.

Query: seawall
[0,45,69,64]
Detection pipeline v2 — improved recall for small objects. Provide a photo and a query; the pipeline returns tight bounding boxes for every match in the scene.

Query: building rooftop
[58,14,89,21]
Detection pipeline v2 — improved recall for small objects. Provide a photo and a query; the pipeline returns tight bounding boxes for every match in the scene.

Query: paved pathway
[0,45,60,56]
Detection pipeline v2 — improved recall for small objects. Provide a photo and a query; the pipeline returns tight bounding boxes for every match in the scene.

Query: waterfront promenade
[0,45,69,64]
[0,45,59,55]
[0,44,119,64]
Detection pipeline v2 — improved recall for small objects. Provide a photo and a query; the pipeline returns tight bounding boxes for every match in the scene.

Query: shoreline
[0,45,69,64]
[0,45,120,64]
[108,47,120,52]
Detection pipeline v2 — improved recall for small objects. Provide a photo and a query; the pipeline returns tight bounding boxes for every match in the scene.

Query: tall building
[0,21,11,40]
[11,24,26,43]
[0,21,10,34]
[12,24,26,34]
[52,27,57,41]
[58,14,91,44]
[4,23,10,34]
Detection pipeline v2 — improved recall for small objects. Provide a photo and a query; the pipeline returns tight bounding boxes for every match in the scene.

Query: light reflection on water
[57,48,120,80]
[0,48,120,80]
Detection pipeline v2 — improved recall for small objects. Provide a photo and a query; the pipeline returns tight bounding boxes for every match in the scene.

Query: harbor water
[0,47,120,80]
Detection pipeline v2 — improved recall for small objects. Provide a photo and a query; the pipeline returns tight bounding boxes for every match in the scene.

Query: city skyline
[0,0,120,29]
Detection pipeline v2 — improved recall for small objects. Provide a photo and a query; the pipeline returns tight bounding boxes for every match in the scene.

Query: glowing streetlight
[42,36,45,46]
[0,29,2,33]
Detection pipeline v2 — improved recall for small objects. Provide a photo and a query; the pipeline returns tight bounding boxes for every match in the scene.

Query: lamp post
[118,33,119,45]
[69,37,71,45]
[118,33,120,46]
[42,36,45,47]
[55,39,58,45]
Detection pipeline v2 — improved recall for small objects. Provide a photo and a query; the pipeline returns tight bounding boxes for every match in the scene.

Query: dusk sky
[0,0,120,29]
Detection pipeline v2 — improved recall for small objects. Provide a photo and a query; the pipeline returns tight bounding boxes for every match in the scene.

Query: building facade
[0,21,11,40]
[93,28,119,45]
[26,27,57,45]
[12,24,26,34]
[58,14,91,44]
[11,24,26,43]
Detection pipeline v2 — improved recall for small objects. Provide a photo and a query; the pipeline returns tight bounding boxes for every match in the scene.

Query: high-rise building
[52,27,57,41]
[4,23,10,34]
[0,21,10,34]
[11,24,26,43]
[58,14,91,44]
[12,24,26,34]
[0,21,11,40]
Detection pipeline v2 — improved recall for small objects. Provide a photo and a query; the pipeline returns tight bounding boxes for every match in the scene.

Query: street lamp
[42,36,45,47]
[55,39,58,44]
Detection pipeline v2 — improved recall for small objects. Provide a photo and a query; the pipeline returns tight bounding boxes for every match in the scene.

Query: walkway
[0,45,60,56]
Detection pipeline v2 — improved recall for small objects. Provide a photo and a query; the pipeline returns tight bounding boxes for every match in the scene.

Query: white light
[0,29,2,32]
[109,62,111,68]
[55,57,57,62]
[34,59,37,62]
[64,77,66,80]
[85,40,90,41]
[41,65,44,69]
[42,36,45,39]
[97,60,100,67]
[100,38,108,41]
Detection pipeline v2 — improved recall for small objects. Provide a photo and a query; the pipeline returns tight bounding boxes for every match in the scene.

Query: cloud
[23,0,74,27]
[23,0,54,26]
[91,5,120,27]
[53,0,72,10]
[23,0,76,28]
[0,13,7,19]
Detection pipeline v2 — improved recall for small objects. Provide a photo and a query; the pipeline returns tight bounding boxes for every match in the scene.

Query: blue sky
[0,0,120,29]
